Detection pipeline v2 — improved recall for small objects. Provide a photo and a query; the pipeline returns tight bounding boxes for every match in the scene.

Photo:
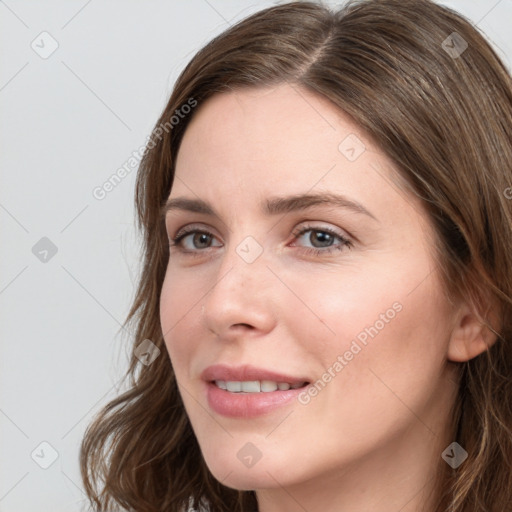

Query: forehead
[178,84,359,166]
[172,84,428,230]
[175,84,382,196]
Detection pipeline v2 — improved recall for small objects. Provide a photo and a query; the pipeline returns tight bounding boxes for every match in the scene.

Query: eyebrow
[161,192,377,222]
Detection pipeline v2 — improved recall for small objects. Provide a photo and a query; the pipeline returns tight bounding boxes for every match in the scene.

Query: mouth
[201,365,312,418]
[211,379,310,393]
[201,363,310,387]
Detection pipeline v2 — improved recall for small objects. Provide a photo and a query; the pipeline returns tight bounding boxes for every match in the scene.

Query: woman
[80,1,512,511]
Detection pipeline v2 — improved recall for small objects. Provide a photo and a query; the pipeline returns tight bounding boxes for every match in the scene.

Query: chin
[214,469,277,491]
[203,452,284,490]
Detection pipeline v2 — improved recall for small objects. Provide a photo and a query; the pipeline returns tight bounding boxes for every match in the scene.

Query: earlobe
[447,306,499,363]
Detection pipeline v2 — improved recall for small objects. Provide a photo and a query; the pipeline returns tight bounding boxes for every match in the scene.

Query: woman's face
[160,84,460,507]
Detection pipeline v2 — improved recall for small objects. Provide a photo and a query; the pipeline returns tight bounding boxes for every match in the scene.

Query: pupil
[195,233,210,248]
[312,231,332,247]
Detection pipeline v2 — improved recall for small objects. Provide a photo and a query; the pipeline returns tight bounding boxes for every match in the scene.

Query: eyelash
[168,223,352,257]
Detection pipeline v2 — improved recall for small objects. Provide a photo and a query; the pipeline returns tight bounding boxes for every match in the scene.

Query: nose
[202,242,277,341]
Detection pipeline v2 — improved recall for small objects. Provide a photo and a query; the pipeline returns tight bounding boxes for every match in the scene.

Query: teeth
[261,380,278,392]
[241,381,260,393]
[215,380,306,393]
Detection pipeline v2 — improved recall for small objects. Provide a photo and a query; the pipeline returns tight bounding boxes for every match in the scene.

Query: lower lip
[205,381,308,418]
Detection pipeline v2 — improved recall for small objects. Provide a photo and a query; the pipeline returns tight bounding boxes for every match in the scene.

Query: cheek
[287,255,451,393]
[159,269,202,375]
[276,264,452,470]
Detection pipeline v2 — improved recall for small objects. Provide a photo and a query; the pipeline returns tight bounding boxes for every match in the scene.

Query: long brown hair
[80,1,512,510]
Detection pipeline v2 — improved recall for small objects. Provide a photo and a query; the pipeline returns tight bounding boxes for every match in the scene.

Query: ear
[447,301,500,363]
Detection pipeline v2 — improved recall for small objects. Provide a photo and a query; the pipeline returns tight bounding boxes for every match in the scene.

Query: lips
[200,364,310,385]
[200,364,312,418]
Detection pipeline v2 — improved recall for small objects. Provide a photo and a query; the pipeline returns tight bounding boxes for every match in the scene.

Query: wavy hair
[80,1,512,510]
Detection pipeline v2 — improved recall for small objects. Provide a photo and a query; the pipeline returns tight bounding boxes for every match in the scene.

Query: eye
[168,223,352,257]
[169,226,222,254]
[290,224,352,255]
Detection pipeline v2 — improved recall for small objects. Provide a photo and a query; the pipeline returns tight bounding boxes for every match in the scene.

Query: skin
[160,84,492,512]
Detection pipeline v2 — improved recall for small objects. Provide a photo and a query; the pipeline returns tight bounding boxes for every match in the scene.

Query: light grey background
[1,1,510,511]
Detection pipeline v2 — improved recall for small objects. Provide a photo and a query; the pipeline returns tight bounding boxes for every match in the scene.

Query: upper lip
[201,364,310,384]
